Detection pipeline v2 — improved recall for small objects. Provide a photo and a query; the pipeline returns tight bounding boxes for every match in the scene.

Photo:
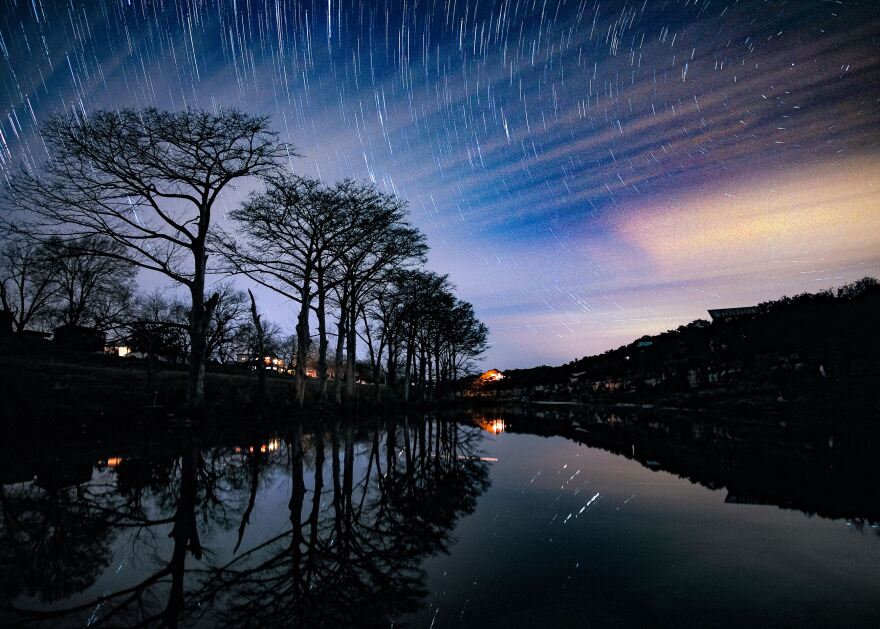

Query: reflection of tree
[1,418,488,628]
[0,436,284,627]
[190,417,489,628]
[491,405,880,526]
[0,477,114,604]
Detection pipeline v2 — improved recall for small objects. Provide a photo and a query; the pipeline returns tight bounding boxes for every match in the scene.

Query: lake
[2,407,879,627]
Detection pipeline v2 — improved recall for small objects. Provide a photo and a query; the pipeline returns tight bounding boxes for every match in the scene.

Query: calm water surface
[1,409,878,627]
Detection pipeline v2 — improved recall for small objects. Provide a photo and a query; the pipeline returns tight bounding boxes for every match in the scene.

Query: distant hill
[480,277,880,413]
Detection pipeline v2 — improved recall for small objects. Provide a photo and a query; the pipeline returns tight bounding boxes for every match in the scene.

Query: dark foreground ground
[0,336,384,423]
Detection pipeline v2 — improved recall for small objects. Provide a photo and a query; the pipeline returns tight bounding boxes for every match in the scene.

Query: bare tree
[393,271,452,402]
[124,290,190,363]
[4,108,291,407]
[42,235,137,331]
[203,283,250,364]
[328,192,427,403]
[443,299,490,391]
[222,177,381,406]
[0,235,57,332]
[366,271,488,401]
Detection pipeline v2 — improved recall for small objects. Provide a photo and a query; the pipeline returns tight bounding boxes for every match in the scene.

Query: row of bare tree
[2,107,487,408]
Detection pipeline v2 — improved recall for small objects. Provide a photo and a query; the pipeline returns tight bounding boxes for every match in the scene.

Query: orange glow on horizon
[615,157,880,281]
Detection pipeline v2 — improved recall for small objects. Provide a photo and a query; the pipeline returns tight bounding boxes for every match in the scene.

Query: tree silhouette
[40,235,137,331]
[0,235,57,332]
[5,108,291,408]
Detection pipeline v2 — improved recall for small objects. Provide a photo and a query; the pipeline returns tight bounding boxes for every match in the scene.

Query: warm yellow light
[478,369,505,383]
[477,418,505,434]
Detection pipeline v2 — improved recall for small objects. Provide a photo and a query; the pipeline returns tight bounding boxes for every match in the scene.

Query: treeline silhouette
[1,108,488,409]
[486,278,880,407]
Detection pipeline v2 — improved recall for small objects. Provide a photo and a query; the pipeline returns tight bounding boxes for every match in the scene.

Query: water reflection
[476,417,505,435]
[2,408,879,627]
[0,417,489,628]
[475,406,880,526]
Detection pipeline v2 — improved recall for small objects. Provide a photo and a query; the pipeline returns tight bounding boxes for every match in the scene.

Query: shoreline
[2,336,875,428]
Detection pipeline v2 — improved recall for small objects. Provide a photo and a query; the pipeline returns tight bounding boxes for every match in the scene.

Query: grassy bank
[1,336,322,421]
[0,337,493,425]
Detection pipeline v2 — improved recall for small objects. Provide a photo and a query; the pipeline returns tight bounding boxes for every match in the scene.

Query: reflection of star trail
[2,1,878,367]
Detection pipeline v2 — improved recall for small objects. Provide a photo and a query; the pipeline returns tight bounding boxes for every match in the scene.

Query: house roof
[707,306,760,320]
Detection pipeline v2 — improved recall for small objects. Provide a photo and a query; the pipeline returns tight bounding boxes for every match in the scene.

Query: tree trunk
[248,289,266,402]
[385,419,396,476]
[360,307,381,402]
[419,341,431,400]
[294,283,311,407]
[434,338,442,400]
[427,349,433,401]
[186,254,218,409]
[307,428,324,574]
[386,340,397,389]
[288,423,306,585]
[418,344,427,401]
[164,440,200,624]
[334,306,347,405]
[403,332,414,402]
[316,268,329,400]
[345,298,357,399]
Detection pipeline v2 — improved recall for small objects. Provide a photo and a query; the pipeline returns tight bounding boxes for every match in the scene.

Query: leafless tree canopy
[4,107,292,407]
[1,106,488,409]
[221,175,432,406]
[7,108,290,283]
[42,235,137,331]
[0,236,57,332]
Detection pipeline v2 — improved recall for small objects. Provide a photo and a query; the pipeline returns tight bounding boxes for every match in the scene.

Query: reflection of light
[106,457,123,467]
[477,418,505,434]
[238,439,280,455]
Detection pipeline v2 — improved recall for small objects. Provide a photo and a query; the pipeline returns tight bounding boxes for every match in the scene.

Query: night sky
[2,0,879,368]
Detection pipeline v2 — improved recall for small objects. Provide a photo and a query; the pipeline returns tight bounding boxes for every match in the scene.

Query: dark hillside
[484,278,880,414]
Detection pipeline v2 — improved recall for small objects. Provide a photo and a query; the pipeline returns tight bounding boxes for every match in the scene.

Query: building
[53,324,106,352]
[478,369,505,383]
[237,353,288,373]
[707,306,760,322]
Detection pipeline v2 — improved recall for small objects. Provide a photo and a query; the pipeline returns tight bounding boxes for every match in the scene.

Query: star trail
[2,0,879,367]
